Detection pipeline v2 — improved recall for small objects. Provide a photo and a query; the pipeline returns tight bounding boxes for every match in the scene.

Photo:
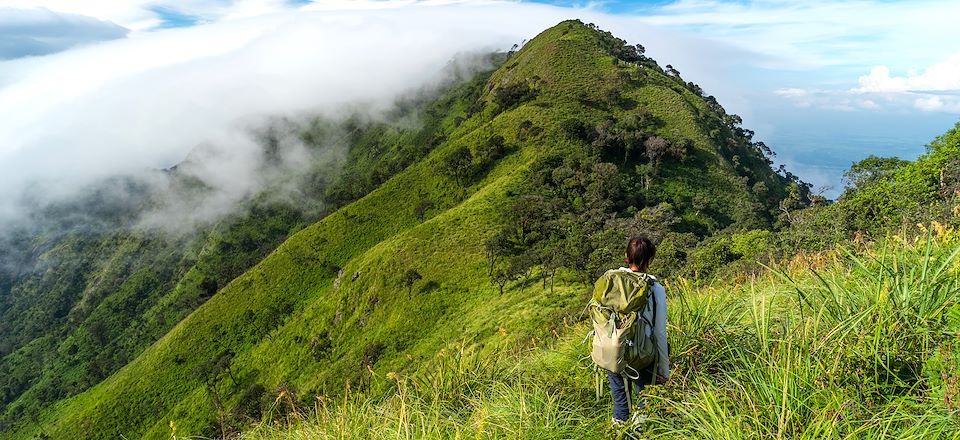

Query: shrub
[730,229,772,260]
[492,82,536,109]
[440,146,473,185]
[686,236,735,277]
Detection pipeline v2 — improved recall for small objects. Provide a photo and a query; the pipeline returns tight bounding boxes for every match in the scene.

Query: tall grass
[237,344,607,439]
[240,229,960,439]
[648,229,960,439]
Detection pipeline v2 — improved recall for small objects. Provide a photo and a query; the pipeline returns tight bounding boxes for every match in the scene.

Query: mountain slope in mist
[0,59,498,434]
[7,20,799,439]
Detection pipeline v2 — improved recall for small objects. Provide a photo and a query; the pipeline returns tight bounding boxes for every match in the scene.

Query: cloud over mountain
[0,7,128,59]
[0,2,764,231]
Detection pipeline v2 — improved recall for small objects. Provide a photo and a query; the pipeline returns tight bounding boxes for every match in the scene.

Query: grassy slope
[0,204,307,430]
[240,229,960,439]
[0,55,494,434]
[20,20,782,439]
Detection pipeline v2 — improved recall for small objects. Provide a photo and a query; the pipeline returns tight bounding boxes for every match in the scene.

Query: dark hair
[625,235,656,271]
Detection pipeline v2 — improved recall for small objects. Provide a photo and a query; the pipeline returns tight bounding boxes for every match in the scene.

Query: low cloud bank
[0,7,128,59]
[0,4,530,233]
[0,2,759,236]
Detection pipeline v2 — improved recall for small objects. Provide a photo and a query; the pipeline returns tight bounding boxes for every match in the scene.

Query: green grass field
[237,227,960,439]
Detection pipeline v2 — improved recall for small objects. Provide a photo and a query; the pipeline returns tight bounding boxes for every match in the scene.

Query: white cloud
[854,51,960,113]
[0,7,128,59]
[774,88,808,98]
[0,2,767,229]
[636,0,960,72]
[773,88,883,112]
[915,96,944,111]
[776,50,960,114]
[0,4,520,225]
[776,84,960,114]
[855,52,960,93]
[2,1,162,30]
[1,0,307,31]
[912,95,960,112]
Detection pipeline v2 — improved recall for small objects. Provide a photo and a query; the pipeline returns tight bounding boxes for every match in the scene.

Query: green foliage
[492,82,536,109]
[0,53,505,436]
[440,146,473,185]
[440,134,513,187]
[843,155,910,188]
[487,20,800,283]
[686,236,735,276]
[239,233,960,440]
[781,121,960,244]
[321,58,495,206]
[649,239,960,438]
[581,20,650,66]
[924,338,960,412]
[729,229,772,260]
[475,134,506,167]
[238,344,606,440]
[0,202,305,432]
[8,19,959,440]
[400,269,422,296]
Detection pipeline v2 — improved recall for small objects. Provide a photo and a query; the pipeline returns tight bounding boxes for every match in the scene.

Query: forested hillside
[4,19,958,439]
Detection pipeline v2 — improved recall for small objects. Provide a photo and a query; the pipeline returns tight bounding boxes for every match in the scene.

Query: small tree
[843,155,908,189]
[560,118,594,143]
[401,269,422,296]
[490,265,522,295]
[442,146,473,185]
[779,182,805,225]
[413,198,434,220]
[190,348,238,439]
[475,135,506,167]
[493,82,535,109]
[309,331,332,361]
[644,135,672,168]
[628,203,678,241]
[518,119,534,141]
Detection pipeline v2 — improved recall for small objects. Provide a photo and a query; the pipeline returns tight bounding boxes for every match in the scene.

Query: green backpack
[588,269,659,384]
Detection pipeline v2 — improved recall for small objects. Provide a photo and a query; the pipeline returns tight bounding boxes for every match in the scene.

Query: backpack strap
[648,285,659,386]
[594,366,603,402]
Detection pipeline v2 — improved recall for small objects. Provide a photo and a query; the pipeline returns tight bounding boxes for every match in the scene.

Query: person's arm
[654,282,669,380]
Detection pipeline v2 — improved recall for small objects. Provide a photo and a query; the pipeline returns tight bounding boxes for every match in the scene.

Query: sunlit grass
[239,229,960,440]
[237,345,607,440]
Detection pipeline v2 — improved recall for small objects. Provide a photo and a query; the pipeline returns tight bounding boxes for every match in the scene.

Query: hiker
[588,235,669,426]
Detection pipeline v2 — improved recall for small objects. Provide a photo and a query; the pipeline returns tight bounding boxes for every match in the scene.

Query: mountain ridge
[9,19,801,439]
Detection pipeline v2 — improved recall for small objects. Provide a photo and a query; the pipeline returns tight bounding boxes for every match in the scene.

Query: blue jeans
[607,368,654,421]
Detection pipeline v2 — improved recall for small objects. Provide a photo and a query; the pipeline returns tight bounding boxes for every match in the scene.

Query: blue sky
[148,5,204,29]
[0,0,959,201]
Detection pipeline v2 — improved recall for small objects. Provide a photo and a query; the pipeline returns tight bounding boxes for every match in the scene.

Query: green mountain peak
[4,20,807,439]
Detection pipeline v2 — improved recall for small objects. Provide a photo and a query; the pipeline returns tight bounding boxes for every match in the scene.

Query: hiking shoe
[629,411,648,428]
[611,413,647,437]
[611,418,629,438]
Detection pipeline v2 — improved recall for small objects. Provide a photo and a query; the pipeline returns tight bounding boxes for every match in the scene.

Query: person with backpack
[588,235,669,427]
